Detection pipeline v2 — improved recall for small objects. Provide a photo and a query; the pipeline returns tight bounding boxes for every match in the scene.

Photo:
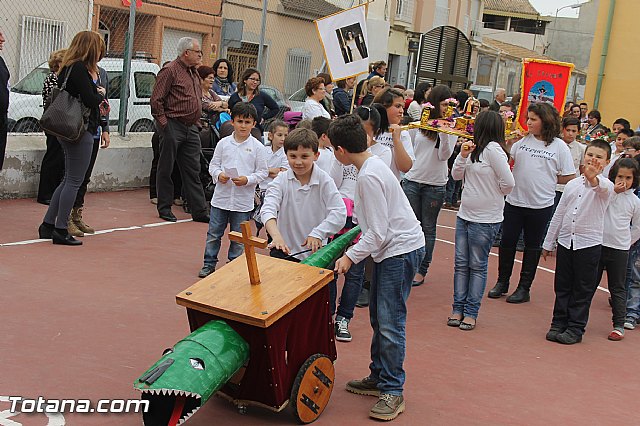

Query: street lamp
[549,2,587,51]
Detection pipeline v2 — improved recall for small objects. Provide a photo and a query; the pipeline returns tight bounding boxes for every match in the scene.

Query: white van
[7,58,160,133]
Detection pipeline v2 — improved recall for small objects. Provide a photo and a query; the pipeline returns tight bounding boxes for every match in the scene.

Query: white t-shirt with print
[506,135,575,209]
[374,130,415,181]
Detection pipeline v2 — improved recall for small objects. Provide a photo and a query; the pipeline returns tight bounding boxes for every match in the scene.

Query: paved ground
[1,189,637,425]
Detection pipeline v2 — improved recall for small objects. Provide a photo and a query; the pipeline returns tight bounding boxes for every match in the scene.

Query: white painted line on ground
[0,219,193,247]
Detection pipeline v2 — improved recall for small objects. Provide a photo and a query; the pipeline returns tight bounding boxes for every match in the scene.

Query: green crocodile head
[134,320,249,425]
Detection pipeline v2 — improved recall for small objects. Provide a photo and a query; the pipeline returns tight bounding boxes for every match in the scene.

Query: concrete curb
[1,133,153,199]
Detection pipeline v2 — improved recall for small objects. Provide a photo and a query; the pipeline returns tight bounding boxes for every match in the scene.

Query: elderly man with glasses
[151,37,209,223]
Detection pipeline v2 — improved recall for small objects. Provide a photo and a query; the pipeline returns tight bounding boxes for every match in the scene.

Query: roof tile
[484,0,540,16]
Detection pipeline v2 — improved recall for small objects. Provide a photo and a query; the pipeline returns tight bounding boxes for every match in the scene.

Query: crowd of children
[196,89,640,421]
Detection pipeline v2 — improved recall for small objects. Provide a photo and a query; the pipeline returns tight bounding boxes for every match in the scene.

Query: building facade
[584,0,640,128]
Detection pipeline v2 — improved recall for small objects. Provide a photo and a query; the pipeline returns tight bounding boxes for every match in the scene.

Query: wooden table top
[176,254,334,328]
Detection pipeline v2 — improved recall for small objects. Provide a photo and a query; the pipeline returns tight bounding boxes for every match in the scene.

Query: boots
[488,247,517,298]
[67,215,84,237]
[71,207,94,234]
[506,248,542,303]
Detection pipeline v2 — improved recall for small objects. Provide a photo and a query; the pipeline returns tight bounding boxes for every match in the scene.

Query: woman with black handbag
[38,31,106,246]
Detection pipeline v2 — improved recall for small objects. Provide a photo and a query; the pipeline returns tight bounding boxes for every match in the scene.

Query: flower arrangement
[502,111,515,119]
[423,102,434,109]
[446,98,459,106]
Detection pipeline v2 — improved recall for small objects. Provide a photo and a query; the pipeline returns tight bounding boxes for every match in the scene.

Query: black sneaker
[335,316,352,342]
[556,330,582,345]
[198,265,215,278]
[624,317,637,330]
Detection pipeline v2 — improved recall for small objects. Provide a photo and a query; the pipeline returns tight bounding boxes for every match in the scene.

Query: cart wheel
[290,354,334,424]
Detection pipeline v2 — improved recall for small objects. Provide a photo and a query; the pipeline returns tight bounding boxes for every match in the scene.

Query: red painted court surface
[1,189,638,425]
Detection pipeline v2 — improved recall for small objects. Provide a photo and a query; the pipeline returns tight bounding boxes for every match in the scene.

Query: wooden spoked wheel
[290,354,335,424]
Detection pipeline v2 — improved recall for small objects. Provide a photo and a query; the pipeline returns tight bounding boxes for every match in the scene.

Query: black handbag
[40,67,90,143]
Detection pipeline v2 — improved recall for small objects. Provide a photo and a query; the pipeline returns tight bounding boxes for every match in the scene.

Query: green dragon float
[134,226,361,425]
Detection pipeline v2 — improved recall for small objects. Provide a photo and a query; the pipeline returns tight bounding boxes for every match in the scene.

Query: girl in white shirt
[401,85,457,286]
[488,102,576,303]
[373,87,415,180]
[301,76,331,121]
[596,158,640,341]
[448,111,515,330]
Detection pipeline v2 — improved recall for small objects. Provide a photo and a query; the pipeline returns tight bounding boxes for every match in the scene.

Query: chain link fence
[1,0,367,135]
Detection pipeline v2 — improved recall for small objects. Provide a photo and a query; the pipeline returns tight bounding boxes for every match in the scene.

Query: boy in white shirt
[311,116,343,186]
[542,139,614,344]
[198,102,269,278]
[330,114,425,421]
[253,120,289,234]
[260,128,346,261]
[555,117,585,208]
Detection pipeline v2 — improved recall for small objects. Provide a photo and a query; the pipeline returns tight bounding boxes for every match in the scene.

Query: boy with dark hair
[260,128,346,261]
[622,136,640,158]
[198,102,269,278]
[605,128,635,176]
[612,118,631,134]
[329,114,425,421]
[543,139,614,344]
[311,116,342,186]
[555,117,585,207]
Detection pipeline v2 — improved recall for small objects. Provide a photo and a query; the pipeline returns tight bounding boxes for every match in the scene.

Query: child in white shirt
[199,102,269,278]
[542,139,614,344]
[330,114,425,421]
[260,128,346,261]
[449,111,515,330]
[596,157,640,341]
[554,117,585,208]
[253,120,288,233]
[311,116,342,186]
[373,88,415,180]
[402,85,457,286]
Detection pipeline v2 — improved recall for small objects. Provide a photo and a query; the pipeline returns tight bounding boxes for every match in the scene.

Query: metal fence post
[118,1,137,136]
[256,0,268,75]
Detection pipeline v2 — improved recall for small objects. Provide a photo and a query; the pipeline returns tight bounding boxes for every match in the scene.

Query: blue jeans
[369,247,424,396]
[453,218,500,319]
[402,180,445,276]
[626,242,640,320]
[203,206,251,268]
[331,258,366,320]
[444,173,462,204]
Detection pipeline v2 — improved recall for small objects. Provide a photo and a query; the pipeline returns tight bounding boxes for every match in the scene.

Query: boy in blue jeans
[198,102,269,278]
[330,115,425,421]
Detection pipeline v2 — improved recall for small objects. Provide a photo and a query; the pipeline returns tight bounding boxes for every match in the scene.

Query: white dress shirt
[404,132,456,186]
[543,175,614,251]
[375,130,415,180]
[315,147,343,187]
[452,142,515,224]
[346,156,425,264]
[209,133,269,212]
[260,165,346,260]
[602,189,640,250]
[259,146,289,190]
[507,135,576,209]
[556,140,585,192]
[603,152,623,178]
[302,98,330,120]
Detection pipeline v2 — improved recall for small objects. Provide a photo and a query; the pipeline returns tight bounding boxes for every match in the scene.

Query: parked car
[287,88,306,112]
[469,85,494,103]
[7,58,160,133]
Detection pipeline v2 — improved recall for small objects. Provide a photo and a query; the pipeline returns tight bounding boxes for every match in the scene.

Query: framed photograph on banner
[315,6,369,80]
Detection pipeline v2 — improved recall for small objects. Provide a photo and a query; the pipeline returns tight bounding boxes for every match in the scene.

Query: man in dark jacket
[0,28,9,170]
[489,88,506,112]
[333,77,356,116]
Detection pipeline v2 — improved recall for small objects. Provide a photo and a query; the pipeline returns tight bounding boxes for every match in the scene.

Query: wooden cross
[228,221,269,285]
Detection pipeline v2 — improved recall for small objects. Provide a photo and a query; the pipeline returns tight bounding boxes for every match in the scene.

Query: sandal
[447,317,462,327]
[459,321,476,331]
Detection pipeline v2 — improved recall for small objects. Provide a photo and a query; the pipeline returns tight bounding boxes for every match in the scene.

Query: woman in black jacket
[39,31,106,245]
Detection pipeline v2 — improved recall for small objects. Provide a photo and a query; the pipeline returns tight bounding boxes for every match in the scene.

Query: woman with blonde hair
[38,31,106,246]
[360,76,385,107]
[37,48,67,204]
